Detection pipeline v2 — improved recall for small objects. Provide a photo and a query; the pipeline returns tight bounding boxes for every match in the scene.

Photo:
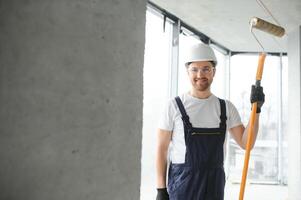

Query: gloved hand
[156,188,169,200]
[250,85,265,113]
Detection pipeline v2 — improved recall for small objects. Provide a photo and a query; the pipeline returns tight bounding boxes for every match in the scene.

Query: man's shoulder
[210,96,238,110]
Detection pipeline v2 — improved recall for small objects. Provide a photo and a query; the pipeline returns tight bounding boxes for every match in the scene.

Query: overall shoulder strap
[218,98,227,132]
[175,96,192,129]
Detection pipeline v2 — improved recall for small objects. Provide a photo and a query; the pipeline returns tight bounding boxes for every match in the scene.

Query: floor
[224,182,288,200]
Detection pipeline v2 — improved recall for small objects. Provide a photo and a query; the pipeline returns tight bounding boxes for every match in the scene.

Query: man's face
[187,61,216,92]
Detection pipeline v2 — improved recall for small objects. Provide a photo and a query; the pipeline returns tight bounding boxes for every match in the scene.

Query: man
[156,43,264,200]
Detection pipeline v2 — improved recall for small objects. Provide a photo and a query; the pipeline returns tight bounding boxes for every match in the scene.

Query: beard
[192,77,212,91]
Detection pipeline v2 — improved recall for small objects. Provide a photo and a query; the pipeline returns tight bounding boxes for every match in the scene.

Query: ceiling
[150,0,301,53]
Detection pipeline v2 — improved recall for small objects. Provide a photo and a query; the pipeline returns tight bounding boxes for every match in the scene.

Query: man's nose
[196,70,204,77]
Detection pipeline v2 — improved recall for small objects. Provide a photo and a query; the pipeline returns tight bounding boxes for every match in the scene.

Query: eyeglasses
[188,66,214,75]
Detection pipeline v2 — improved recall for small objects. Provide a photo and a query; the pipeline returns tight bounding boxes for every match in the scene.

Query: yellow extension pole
[238,53,266,200]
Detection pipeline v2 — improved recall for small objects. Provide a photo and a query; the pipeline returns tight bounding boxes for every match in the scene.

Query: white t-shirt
[158,92,242,164]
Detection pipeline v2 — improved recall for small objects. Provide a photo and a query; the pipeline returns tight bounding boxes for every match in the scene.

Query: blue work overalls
[168,96,227,200]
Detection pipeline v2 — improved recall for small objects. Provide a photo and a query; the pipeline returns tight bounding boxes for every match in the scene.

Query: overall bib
[168,96,227,200]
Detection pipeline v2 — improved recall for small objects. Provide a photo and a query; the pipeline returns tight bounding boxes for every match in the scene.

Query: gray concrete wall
[0,0,145,199]
[288,26,301,200]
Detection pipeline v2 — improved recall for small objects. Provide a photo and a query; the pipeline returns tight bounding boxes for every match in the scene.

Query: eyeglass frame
[187,65,215,75]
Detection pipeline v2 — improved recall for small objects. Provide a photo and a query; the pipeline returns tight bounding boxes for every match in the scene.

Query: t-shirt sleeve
[226,100,243,129]
[158,99,176,131]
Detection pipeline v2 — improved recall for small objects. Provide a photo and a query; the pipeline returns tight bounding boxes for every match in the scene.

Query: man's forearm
[156,148,168,188]
[242,114,260,149]
[156,129,171,189]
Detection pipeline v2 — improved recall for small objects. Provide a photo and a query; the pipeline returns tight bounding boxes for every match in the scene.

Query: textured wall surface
[0,0,146,199]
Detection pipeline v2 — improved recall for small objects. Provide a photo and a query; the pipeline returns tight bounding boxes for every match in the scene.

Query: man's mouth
[195,78,208,83]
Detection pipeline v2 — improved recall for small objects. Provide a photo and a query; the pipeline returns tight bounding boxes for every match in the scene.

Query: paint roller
[250,17,285,37]
[238,17,285,200]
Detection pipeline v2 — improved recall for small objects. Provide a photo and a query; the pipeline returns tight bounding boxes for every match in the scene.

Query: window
[141,9,173,200]
[227,54,287,184]
[211,47,228,98]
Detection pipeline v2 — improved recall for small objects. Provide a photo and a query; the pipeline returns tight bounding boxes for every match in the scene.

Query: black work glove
[250,85,265,113]
[156,188,169,200]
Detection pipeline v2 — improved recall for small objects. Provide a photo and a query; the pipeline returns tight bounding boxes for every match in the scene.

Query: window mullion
[168,20,180,98]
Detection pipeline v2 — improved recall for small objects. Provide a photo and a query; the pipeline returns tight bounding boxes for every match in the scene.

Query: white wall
[288,26,301,200]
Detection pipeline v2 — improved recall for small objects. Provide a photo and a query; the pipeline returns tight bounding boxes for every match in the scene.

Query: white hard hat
[184,43,217,67]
